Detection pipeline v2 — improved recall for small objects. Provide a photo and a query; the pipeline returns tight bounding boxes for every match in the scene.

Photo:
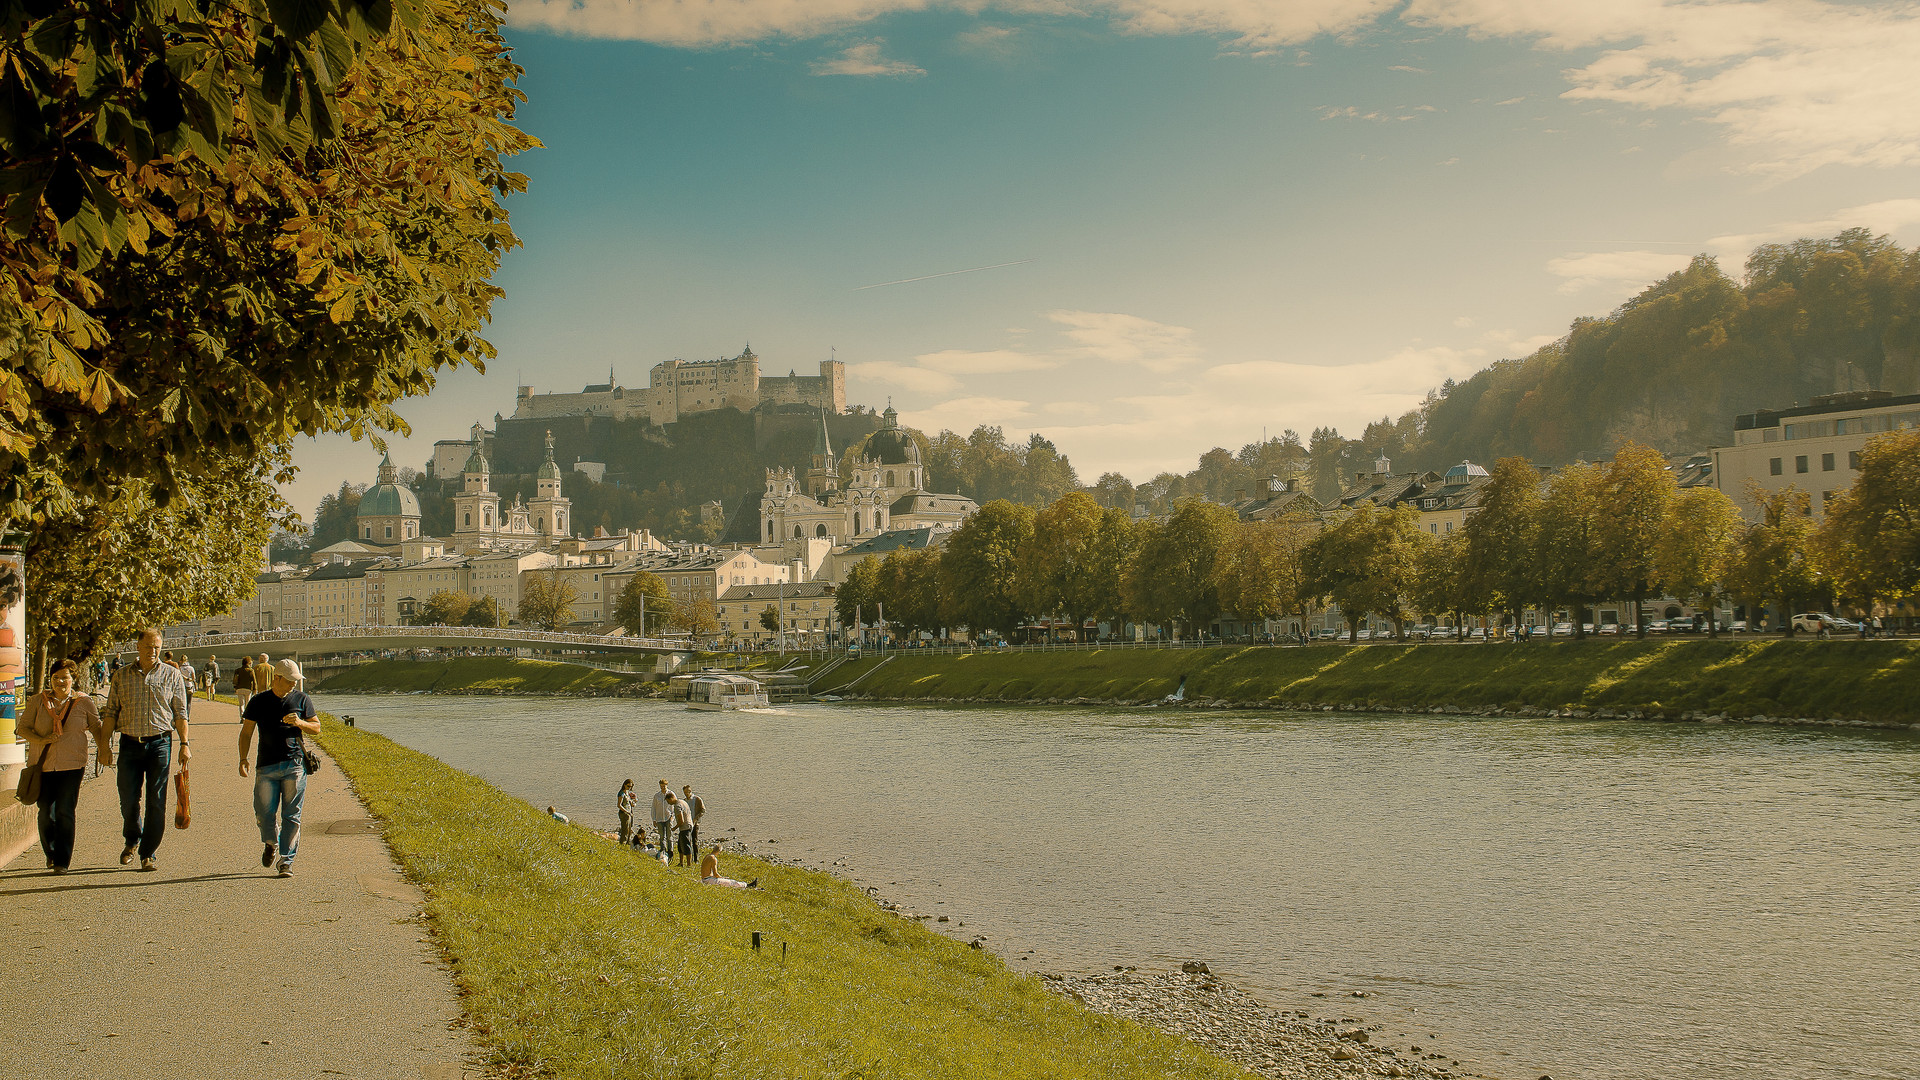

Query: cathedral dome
[855,403,921,465]
[358,452,421,518]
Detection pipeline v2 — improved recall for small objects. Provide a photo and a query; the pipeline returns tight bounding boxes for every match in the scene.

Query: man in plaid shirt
[99,627,192,872]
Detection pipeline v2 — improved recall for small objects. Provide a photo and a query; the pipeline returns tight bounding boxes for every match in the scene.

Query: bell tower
[530,429,572,539]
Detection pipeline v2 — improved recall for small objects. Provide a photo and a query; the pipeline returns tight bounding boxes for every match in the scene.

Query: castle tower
[452,420,502,540]
[805,409,838,496]
[530,429,572,539]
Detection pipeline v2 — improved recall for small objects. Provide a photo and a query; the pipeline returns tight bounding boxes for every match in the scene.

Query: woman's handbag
[16,742,50,805]
[173,767,190,829]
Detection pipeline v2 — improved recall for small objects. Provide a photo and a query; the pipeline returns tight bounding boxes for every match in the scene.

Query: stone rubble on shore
[1049,968,1484,1080]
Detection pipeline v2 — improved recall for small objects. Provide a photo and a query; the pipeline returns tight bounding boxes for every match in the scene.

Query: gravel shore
[1049,967,1495,1080]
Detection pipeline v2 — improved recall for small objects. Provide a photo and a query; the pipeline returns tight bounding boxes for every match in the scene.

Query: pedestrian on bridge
[100,628,191,872]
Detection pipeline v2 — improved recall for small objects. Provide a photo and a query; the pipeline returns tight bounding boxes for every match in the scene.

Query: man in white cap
[238,658,319,878]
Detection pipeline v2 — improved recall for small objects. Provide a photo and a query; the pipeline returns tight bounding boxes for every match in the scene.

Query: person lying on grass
[699,845,758,889]
[630,828,669,865]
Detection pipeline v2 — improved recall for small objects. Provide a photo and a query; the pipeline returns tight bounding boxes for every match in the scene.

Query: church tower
[451,420,502,541]
[530,429,572,540]
[805,409,838,496]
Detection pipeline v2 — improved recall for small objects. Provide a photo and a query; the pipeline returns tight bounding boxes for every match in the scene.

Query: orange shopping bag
[173,767,190,829]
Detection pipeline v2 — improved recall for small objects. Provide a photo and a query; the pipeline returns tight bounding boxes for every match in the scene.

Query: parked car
[1552,621,1575,637]
[1581,623,1596,635]
[1728,620,1749,634]
[1644,619,1670,634]
[1528,625,1549,638]
[1792,612,1857,634]
[1354,629,1375,641]
[1467,627,1488,641]
[1597,623,1620,636]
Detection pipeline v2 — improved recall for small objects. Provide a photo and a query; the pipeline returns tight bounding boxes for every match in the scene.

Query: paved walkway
[2,699,480,1079]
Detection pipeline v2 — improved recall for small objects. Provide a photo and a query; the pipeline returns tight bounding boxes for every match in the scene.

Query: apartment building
[1713,389,1920,520]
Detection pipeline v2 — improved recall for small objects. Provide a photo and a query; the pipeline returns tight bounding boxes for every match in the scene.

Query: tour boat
[681,673,771,711]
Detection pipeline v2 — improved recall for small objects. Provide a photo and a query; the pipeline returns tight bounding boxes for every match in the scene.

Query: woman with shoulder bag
[18,659,106,873]
[233,655,254,716]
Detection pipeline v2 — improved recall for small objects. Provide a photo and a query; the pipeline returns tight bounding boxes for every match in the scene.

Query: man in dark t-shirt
[239,659,319,878]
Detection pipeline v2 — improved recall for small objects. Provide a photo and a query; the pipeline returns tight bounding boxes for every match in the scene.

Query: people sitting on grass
[699,845,757,889]
[628,826,670,864]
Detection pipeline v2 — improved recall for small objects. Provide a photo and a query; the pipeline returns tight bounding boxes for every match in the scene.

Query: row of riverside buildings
[180,387,1920,647]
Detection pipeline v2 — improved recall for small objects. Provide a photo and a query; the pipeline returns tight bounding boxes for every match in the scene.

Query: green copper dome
[536,429,563,481]
[358,452,420,518]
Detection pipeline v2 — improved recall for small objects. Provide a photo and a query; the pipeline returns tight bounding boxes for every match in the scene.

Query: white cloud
[914,348,1060,375]
[507,1,1920,175]
[811,40,926,76]
[1706,198,1920,256]
[898,395,1035,434]
[1483,327,1557,356]
[1048,309,1201,372]
[957,24,1019,51]
[849,360,960,393]
[1545,249,1695,294]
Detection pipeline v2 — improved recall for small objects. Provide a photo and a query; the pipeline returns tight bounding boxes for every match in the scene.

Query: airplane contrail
[855,259,1034,291]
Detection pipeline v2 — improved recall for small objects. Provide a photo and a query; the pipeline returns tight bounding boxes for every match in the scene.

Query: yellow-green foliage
[318,721,1249,1080]
[315,658,643,695]
[817,640,1920,723]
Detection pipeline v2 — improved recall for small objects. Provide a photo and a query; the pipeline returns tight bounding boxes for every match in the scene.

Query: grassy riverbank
[318,720,1247,1080]
[814,639,1920,724]
[315,657,646,695]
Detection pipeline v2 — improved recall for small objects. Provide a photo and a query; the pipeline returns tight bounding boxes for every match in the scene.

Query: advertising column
[0,541,23,793]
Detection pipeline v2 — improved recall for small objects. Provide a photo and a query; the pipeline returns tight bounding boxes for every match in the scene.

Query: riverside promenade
[0,699,481,1079]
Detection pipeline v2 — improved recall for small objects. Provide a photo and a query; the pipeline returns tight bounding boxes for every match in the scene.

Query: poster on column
[0,542,22,776]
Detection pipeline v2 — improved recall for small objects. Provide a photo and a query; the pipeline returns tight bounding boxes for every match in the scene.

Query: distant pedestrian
[233,655,255,716]
[651,779,672,856]
[206,656,221,694]
[670,793,695,867]
[239,659,319,878]
[18,660,105,873]
[100,628,192,872]
[617,779,637,844]
[253,654,272,695]
[681,784,704,855]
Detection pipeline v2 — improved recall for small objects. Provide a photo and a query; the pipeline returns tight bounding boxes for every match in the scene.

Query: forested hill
[1408,230,1920,468]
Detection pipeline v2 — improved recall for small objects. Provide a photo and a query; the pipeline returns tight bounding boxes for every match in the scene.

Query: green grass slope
[815,640,1920,724]
[315,657,645,695]
[318,721,1248,1080]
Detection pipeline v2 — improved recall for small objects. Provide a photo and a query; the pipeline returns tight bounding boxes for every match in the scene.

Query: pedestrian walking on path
[100,627,191,872]
[651,778,672,856]
[617,779,637,843]
[233,655,255,716]
[239,658,319,878]
[16,659,104,873]
[681,783,704,857]
[253,653,272,695]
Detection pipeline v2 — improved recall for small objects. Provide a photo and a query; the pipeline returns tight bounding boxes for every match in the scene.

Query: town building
[717,581,838,645]
[760,406,977,545]
[602,548,794,626]
[470,550,558,625]
[450,426,572,552]
[1227,475,1322,523]
[509,348,847,427]
[305,562,370,628]
[382,555,473,624]
[822,525,950,584]
[1712,389,1920,520]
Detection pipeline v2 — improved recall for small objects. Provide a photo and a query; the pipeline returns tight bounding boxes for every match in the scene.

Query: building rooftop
[1734,390,1920,429]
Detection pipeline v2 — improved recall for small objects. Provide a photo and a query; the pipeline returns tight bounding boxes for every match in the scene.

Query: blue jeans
[253,760,307,863]
[116,734,172,859]
[37,768,84,868]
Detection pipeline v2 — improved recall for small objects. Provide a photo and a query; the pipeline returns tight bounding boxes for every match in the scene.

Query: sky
[285,0,1920,519]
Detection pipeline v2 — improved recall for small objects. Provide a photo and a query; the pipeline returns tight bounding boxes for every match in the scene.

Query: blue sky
[287,0,1920,516]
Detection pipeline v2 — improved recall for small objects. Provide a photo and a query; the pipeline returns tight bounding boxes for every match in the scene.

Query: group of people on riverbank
[613,777,755,888]
[14,628,319,879]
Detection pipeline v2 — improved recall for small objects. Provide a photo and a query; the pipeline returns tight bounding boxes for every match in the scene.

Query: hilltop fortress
[511,347,845,427]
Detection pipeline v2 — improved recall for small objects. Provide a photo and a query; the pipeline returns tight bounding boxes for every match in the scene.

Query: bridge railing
[137,625,691,654]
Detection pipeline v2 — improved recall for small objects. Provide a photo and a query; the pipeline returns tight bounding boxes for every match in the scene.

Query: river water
[326,694,1920,1080]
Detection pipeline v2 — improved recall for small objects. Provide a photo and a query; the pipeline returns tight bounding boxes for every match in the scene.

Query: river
[325,694,1920,1080]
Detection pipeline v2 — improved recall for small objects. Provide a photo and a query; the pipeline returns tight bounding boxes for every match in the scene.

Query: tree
[1083,507,1142,635]
[0,0,536,523]
[1461,457,1544,632]
[1594,442,1678,636]
[1091,472,1135,510]
[1655,486,1744,637]
[462,596,502,628]
[1409,529,1479,639]
[518,572,576,631]
[614,573,672,637]
[1219,518,1314,631]
[1126,499,1238,638]
[25,455,283,665]
[835,556,882,636]
[672,596,718,641]
[938,499,1035,637]
[878,547,943,637]
[1535,462,1607,637]
[1015,492,1104,641]
[759,605,781,633]
[417,590,472,627]
[1723,484,1820,634]
[1818,428,1920,601]
[1301,504,1425,641]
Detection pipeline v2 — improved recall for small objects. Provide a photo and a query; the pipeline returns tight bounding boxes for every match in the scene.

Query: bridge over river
[132,625,695,670]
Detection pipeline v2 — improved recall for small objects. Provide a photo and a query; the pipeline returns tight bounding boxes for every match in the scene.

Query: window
[464,512,472,526]
[1822,453,1835,471]
[385,525,393,539]
[1849,450,1861,469]
[1795,456,1808,474]
[1769,458,1783,476]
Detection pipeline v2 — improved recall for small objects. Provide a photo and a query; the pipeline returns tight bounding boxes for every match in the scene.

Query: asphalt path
[2,698,480,1079]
